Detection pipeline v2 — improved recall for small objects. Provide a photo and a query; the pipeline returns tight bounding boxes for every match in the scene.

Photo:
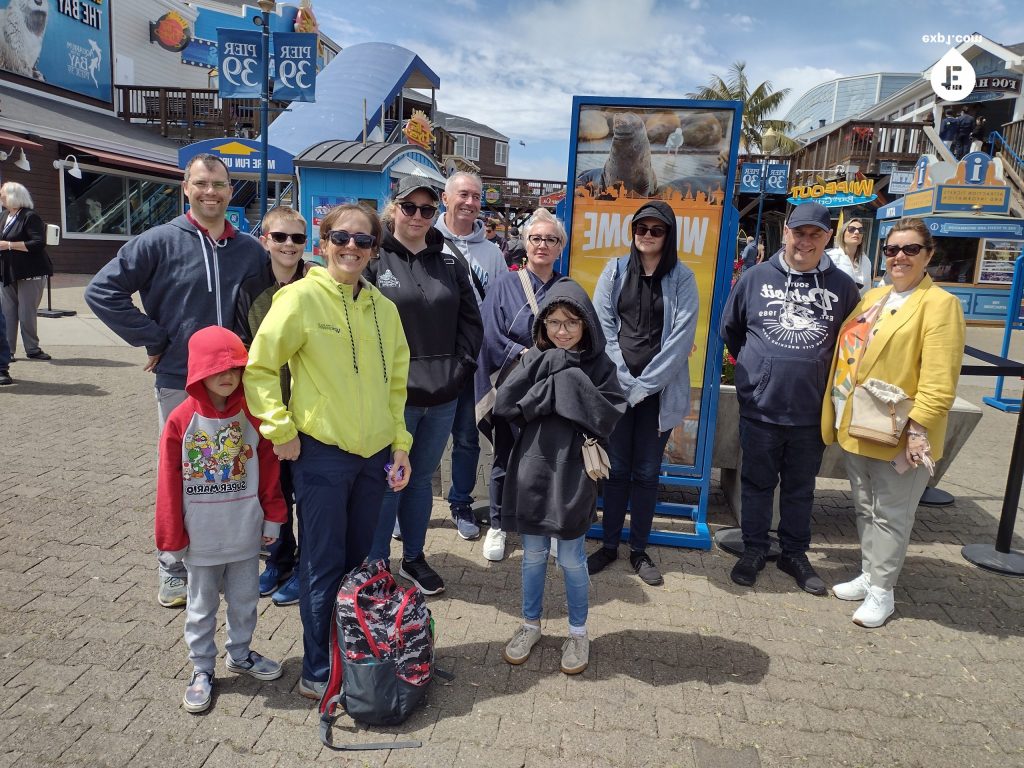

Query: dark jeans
[738,417,824,556]
[600,394,670,552]
[293,434,388,683]
[265,461,297,574]
[488,416,518,529]
[446,382,480,509]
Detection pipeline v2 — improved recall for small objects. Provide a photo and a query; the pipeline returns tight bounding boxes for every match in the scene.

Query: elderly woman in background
[822,217,965,628]
[364,178,483,596]
[475,208,566,562]
[828,218,872,295]
[0,181,53,362]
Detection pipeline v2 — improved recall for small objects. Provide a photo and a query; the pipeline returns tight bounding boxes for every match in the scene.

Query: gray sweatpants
[1,277,45,355]
[183,556,259,674]
[844,452,931,590]
[157,387,190,581]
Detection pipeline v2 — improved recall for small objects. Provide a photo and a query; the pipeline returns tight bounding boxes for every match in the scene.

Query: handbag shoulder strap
[518,268,540,316]
[444,237,486,299]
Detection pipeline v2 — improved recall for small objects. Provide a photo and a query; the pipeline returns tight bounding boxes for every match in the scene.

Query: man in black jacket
[720,203,858,595]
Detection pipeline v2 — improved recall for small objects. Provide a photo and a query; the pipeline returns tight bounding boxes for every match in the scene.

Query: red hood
[185,326,249,409]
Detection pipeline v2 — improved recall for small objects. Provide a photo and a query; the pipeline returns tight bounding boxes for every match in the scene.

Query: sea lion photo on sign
[579,109,611,141]
[603,112,658,196]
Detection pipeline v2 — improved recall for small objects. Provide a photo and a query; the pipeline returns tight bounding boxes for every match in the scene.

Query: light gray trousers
[1,277,45,355]
[157,387,190,580]
[844,452,931,590]
[183,556,259,675]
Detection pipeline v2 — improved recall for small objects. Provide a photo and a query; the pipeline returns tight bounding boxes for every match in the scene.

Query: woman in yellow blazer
[821,217,965,628]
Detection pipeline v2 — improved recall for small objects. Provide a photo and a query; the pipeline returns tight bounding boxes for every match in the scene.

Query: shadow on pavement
[47,357,136,368]
[0,379,108,396]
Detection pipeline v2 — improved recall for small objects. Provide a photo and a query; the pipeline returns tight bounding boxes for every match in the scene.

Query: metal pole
[258,6,271,224]
[753,156,767,249]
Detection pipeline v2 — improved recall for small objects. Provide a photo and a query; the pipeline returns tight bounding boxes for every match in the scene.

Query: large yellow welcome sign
[563,96,742,550]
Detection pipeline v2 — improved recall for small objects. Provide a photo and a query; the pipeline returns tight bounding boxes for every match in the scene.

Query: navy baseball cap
[787,203,832,232]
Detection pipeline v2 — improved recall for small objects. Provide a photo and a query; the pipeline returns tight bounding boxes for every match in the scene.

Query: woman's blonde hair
[837,218,865,267]
[521,207,567,245]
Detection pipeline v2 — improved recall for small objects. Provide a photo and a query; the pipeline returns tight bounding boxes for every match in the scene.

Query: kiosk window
[64,169,180,238]
[924,237,977,284]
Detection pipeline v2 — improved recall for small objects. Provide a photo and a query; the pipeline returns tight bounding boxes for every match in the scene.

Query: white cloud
[725,14,754,30]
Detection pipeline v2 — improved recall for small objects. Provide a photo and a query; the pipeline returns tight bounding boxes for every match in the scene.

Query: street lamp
[256,0,276,225]
[753,128,780,253]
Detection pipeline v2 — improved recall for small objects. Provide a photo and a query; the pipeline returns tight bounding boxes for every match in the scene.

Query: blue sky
[314,0,1024,181]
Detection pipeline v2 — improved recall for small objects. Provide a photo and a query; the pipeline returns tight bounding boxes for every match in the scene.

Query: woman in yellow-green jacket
[244,204,412,698]
[822,217,965,630]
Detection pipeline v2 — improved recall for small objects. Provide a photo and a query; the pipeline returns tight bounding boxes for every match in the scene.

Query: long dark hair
[534,300,589,352]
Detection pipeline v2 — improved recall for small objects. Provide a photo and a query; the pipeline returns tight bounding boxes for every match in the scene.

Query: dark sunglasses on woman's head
[635,224,667,237]
[327,230,376,248]
[398,202,438,219]
[846,226,864,233]
[267,231,308,245]
[882,243,927,258]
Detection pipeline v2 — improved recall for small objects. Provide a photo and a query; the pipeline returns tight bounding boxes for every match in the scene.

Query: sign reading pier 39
[0,0,112,103]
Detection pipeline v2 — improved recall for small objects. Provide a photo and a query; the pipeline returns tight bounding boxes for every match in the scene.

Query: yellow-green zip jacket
[244,266,413,457]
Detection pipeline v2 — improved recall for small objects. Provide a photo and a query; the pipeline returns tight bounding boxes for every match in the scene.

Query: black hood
[531,278,606,362]
[629,200,677,281]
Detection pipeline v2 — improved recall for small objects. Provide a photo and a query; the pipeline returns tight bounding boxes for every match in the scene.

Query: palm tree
[688,61,799,155]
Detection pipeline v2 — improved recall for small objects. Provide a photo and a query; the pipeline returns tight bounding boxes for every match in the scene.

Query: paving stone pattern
[1,291,1023,766]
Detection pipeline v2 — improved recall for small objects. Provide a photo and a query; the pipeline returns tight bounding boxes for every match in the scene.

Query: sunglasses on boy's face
[327,230,377,249]
[266,231,308,245]
[881,243,927,258]
[398,202,439,219]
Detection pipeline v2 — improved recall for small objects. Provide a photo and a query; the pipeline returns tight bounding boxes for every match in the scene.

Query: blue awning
[268,43,440,156]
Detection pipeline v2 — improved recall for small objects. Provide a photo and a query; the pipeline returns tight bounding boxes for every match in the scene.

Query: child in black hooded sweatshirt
[494,279,626,676]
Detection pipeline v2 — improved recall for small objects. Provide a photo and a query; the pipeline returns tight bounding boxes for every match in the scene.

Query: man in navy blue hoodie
[85,154,265,608]
[720,203,858,595]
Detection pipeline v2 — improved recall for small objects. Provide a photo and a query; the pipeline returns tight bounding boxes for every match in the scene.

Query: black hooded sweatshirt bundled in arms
[493,280,627,539]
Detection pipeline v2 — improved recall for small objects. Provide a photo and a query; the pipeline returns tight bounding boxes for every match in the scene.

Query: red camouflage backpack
[318,560,452,751]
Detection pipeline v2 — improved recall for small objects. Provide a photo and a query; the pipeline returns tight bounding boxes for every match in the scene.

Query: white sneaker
[852,585,895,628]
[483,527,507,561]
[833,572,870,601]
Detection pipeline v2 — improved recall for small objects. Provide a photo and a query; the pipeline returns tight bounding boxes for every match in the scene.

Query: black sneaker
[587,546,618,575]
[730,549,766,587]
[629,550,664,586]
[399,554,445,595]
[0,370,11,386]
[26,350,51,360]
[777,553,827,596]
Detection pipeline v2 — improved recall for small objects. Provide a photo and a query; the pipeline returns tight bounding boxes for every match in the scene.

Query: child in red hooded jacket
[155,325,287,713]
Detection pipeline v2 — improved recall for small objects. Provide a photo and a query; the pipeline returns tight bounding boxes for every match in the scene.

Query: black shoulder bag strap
[444,237,486,299]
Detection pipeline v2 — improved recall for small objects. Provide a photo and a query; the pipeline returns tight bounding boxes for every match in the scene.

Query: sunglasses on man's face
[327,230,376,249]
[266,231,308,245]
[398,202,438,219]
[882,243,927,258]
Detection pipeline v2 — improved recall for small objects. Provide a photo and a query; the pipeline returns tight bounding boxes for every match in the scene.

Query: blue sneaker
[271,573,300,606]
[259,564,283,597]
[451,504,480,541]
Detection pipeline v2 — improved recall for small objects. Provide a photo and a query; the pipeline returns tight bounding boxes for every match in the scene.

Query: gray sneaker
[298,677,327,700]
[451,504,481,540]
[503,623,542,665]
[182,670,213,713]
[225,650,283,681]
[560,634,589,675]
[158,575,187,608]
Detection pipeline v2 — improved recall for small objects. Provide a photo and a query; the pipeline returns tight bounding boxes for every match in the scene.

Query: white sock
[568,624,587,637]
[523,621,540,630]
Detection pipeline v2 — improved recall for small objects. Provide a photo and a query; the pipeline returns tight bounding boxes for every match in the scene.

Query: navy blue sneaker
[259,564,284,597]
[271,573,300,606]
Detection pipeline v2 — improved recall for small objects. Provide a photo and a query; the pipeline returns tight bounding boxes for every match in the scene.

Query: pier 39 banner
[564,97,742,472]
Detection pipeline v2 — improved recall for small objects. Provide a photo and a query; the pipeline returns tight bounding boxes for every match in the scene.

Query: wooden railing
[790,120,929,176]
[115,86,288,141]
[480,176,566,210]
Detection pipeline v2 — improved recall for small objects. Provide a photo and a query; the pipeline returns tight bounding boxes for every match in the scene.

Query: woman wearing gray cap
[364,177,483,595]
[588,200,699,586]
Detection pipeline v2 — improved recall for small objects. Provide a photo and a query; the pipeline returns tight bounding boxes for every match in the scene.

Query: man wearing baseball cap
[720,203,859,595]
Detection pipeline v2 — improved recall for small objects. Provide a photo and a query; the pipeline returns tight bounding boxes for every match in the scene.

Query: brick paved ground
[1,277,1022,767]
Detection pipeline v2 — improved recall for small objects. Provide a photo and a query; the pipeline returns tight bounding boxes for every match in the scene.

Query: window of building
[495,142,508,166]
[63,167,181,238]
[454,133,480,161]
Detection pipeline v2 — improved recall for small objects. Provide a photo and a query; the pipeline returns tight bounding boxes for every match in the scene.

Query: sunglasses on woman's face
[327,230,376,249]
[398,202,438,219]
[846,226,864,234]
[635,224,667,238]
[267,231,308,245]
[882,243,927,258]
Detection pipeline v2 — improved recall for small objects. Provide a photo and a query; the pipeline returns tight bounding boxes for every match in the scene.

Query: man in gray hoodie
[434,172,507,540]
[85,154,266,608]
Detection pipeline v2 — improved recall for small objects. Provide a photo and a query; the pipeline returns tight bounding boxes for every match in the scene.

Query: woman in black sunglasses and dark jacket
[363,177,483,596]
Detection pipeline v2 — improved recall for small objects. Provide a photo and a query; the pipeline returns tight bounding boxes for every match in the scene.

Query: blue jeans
[0,306,10,370]
[265,462,297,574]
[368,398,459,562]
[521,533,590,628]
[738,417,824,556]
[600,394,670,553]
[293,434,388,683]
[446,382,480,508]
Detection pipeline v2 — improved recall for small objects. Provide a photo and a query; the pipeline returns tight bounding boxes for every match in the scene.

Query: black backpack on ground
[318,560,452,751]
